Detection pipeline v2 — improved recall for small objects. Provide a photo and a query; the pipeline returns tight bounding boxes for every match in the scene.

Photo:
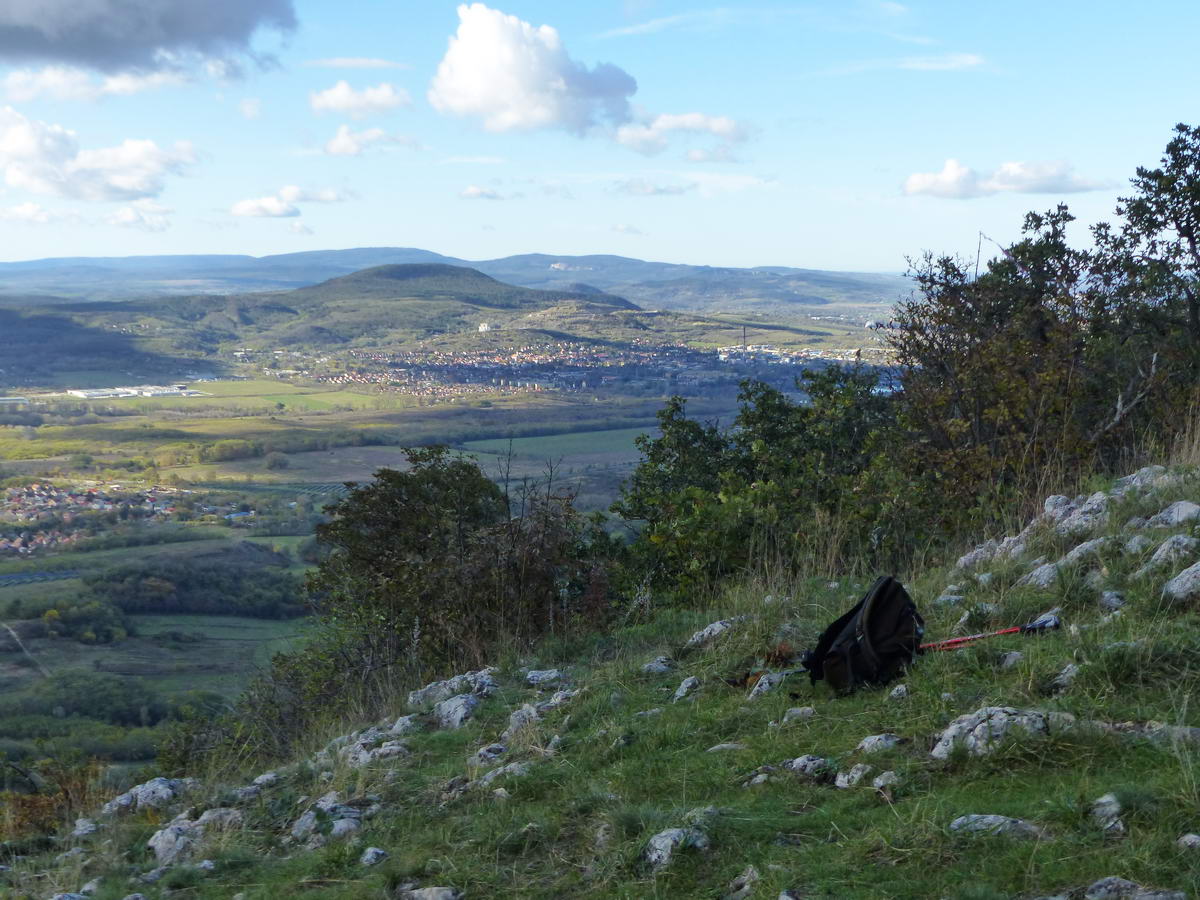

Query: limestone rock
[673,675,700,703]
[1100,591,1127,611]
[684,617,745,649]
[1060,536,1112,567]
[782,706,815,723]
[72,818,99,838]
[1017,562,1060,590]
[1114,465,1166,492]
[1125,534,1153,555]
[407,667,498,709]
[526,668,565,686]
[330,818,360,839]
[1148,500,1200,528]
[748,671,786,700]
[477,761,531,788]
[389,715,420,735]
[644,827,710,871]
[784,755,831,778]
[1056,492,1109,537]
[398,889,464,900]
[1000,651,1024,669]
[359,846,388,867]
[1162,560,1200,604]
[957,540,998,570]
[473,743,507,764]
[1176,833,1200,849]
[707,742,747,752]
[1051,663,1081,693]
[857,733,902,753]
[101,777,192,815]
[888,683,909,700]
[930,706,1075,759]
[835,764,873,789]
[949,814,1046,840]
[434,693,480,729]
[252,771,280,787]
[1134,534,1199,578]
[501,704,540,740]
[642,656,673,674]
[536,688,579,712]
[1091,793,1126,837]
[1084,876,1186,899]
[724,865,760,900]
[872,771,901,790]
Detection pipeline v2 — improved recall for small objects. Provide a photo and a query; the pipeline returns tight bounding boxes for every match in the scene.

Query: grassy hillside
[10,465,1200,898]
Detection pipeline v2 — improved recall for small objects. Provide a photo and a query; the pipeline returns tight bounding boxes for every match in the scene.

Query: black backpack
[803,576,924,694]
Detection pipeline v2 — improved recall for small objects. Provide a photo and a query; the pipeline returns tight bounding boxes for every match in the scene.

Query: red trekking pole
[920,610,1060,653]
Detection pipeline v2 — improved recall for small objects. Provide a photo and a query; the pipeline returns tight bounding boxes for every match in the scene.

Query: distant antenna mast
[975,231,983,281]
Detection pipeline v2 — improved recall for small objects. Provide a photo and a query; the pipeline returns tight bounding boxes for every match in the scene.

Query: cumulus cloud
[230,184,347,217]
[429,3,636,134]
[0,106,193,201]
[0,0,295,73]
[0,201,69,223]
[460,184,502,200]
[616,112,744,155]
[305,57,407,69]
[4,66,183,101]
[323,124,418,156]
[310,80,410,118]
[107,198,172,231]
[289,220,313,234]
[239,98,262,119]
[904,158,1108,199]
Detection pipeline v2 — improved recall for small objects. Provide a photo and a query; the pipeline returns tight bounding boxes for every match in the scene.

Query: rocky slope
[8,466,1200,898]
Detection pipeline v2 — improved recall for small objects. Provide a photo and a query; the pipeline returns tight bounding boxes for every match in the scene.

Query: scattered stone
[101,777,193,815]
[1084,875,1186,899]
[290,809,318,841]
[779,892,805,900]
[835,764,873,789]
[872,771,901,790]
[930,706,1076,760]
[684,617,745,649]
[975,572,995,587]
[231,785,261,802]
[642,656,673,674]
[634,707,663,717]
[673,675,700,703]
[51,894,88,900]
[252,771,280,787]
[1060,536,1112,566]
[526,668,565,686]
[1091,793,1126,837]
[389,715,419,735]
[1126,517,1150,532]
[330,818,360,840]
[473,743,507,764]
[1134,534,1200,578]
[501,704,540,740]
[407,667,498,708]
[707,743,747,752]
[433,693,480,729]
[957,540,998,570]
[1176,833,1200,849]
[644,827,710,870]
[55,846,85,863]
[72,818,99,838]
[148,807,242,865]
[1000,651,1024,669]
[139,867,169,884]
[1114,465,1166,492]
[121,894,147,900]
[1085,569,1106,590]
[536,688,579,713]
[1057,492,1110,537]
[398,889,464,900]
[785,755,831,778]
[1100,591,1127,612]
[888,683,909,700]
[1017,562,1060,590]
[1051,663,1081,693]
[748,671,787,699]
[80,878,101,895]
[724,865,760,900]
[1162,560,1200,605]
[346,737,410,768]
[197,859,216,872]
[1148,500,1200,528]
[477,761,530,788]
[949,814,1046,840]
[782,706,815,723]
[857,733,903,753]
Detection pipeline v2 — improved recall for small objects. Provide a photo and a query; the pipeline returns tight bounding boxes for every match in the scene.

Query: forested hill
[0,247,906,314]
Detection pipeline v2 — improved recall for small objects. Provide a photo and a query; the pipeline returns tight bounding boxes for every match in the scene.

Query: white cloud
[461,184,502,200]
[904,158,1108,199]
[0,106,193,202]
[686,146,738,163]
[305,57,408,69]
[323,124,418,156]
[429,3,636,134]
[310,80,410,118]
[231,184,347,217]
[613,177,694,196]
[0,201,65,224]
[612,223,643,234]
[239,98,262,119]
[289,221,313,234]
[4,66,183,102]
[616,112,744,155]
[107,198,172,231]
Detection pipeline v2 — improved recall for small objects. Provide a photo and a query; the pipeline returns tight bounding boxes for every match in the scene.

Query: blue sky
[0,0,1194,271]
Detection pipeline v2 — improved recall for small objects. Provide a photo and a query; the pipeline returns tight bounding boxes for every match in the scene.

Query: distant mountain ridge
[0,247,907,314]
